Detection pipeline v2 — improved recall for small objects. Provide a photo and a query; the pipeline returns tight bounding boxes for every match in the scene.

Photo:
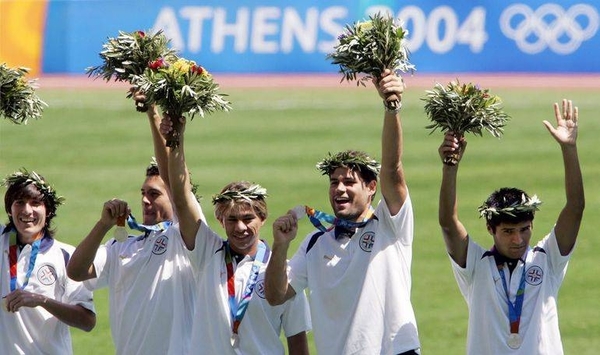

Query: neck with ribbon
[302,205,375,232]
[225,240,269,336]
[126,214,172,234]
[8,229,42,292]
[498,260,526,335]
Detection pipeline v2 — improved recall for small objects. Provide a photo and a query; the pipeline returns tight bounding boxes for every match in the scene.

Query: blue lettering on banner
[42,1,600,74]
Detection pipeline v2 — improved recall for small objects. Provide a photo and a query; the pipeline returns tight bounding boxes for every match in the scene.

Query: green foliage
[423,80,510,137]
[212,183,268,205]
[2,168,65,208]
[86,30,177,82]
[316,150,381,177]
[0,64,47,124]
[132,58,231,119]
[478,193,542,220]
[326,12,415,85]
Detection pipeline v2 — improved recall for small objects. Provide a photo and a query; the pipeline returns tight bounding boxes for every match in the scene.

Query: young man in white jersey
[264,69,421,355]
[161,112,311,354]
[1,169,96,355]
[437,99,584,354]
[67,99,198,355]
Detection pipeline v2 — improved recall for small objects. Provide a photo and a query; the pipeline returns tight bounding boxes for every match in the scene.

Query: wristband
[383,100,402,113]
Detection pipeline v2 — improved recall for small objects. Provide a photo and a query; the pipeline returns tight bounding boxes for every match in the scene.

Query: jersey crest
[37,264,57,285]
[359,231,375,252]
[525,265,544,286]
[152,235,169,255]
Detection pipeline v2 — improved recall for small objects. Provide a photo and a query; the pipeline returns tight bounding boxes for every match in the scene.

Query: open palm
[543,99,578,146]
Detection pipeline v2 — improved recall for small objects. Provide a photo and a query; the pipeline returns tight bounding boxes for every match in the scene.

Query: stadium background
[1,1,599,354]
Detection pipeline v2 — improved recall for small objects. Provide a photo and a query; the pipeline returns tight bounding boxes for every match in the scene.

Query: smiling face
[141,175,173,225]
[489,220,533,259]
[328,167,377,222]
[10,194,47,244]
[219,202,265,256]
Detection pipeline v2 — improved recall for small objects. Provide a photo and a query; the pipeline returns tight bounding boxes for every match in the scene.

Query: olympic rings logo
[500,3,599,54]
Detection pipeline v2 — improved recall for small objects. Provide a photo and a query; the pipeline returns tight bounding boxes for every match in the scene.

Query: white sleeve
[83,243,110,291]
[281,287,312,337]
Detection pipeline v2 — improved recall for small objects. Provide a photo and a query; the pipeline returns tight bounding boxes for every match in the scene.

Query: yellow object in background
[0,0,48,76]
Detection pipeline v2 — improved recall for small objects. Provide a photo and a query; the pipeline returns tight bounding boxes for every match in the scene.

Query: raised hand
[438,131,467,166]
[543,99,578,146]
[272,210,299,246]
[100,199,130,227]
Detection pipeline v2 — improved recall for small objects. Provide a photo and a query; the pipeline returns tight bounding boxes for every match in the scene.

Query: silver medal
[113,226,128,242]
[507,333,522,349]
[230,333,240,348]
[291,205,306,220]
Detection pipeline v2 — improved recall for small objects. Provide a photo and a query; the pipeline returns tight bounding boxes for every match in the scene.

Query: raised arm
[374,69,407,215]
[132,90,171,191]
[265,211,298,305]
[438,132,469,267]
[67,199,129,281]
[543,99,584,255]
[163,114,203,250]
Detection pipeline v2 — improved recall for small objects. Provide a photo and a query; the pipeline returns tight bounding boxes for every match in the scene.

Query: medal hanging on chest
[5,230,42,311]
[507,333,522,349]
[225,240,269,348]
[498,263,526,349]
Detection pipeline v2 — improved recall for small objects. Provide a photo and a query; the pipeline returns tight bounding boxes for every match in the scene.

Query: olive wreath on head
[2,168,65,209]
[211,184,268,205]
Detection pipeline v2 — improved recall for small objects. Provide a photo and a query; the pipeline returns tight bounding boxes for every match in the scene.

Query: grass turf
[1,85,599,354]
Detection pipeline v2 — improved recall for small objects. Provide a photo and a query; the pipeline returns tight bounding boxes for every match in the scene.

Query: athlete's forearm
[67,220,110,281]
[265,241,293,305]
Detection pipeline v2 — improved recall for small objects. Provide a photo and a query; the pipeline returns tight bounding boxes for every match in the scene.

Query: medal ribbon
[8,229,42,292]
[498,263,526,334]
[126,214,172,233]
[225,240,268,334]
[301,205,374,232]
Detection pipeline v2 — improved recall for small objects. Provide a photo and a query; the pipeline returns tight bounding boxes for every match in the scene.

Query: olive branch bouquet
[326,12,415,110]
[423,81,510,165]
[132,57,231,148]
[86,30,177,111]
[0,64,47,124]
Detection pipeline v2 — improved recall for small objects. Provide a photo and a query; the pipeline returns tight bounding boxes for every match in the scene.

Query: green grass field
[1,83,599,354]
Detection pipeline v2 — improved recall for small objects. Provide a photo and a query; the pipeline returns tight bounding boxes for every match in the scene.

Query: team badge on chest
[152,235,169,255]
[254,279,266,299]
[359,232,375,252]
[37,264,57,286]
[525,265,543,286]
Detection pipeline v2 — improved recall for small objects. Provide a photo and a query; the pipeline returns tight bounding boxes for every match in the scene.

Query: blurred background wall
[1,0,599,76]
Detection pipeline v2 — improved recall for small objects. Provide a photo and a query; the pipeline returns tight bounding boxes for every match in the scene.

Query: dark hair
[4,179,57,235]
[483,187,535,231]
[146,164,160,177]
[213,181,268,222]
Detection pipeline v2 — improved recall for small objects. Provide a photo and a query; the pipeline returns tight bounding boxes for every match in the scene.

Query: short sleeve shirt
[0,225,95,355]
[451,228,570,355]
[288,195,420,355]
[85,225,196,355]
[188,221,311,355]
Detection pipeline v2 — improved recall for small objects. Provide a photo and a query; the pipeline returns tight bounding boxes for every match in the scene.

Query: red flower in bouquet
[132,57,231,148]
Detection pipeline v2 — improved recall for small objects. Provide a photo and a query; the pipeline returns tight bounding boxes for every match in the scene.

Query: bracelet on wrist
[383,100,402,114]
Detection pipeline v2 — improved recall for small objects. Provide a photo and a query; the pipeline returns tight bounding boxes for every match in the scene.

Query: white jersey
[451,229,570,355]
[0,225,95,355]
[288,195,420,355]
[85,225,195,355]
[188,220,311,355]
